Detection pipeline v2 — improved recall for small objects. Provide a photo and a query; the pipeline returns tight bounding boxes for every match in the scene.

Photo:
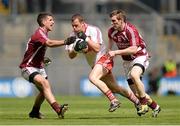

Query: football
[73,38,88,53]
[74,38,84,46]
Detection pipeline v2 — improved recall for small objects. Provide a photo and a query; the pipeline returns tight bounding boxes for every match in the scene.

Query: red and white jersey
[66,23,106,67]
[19,27,48,68]
[108,22,148,61]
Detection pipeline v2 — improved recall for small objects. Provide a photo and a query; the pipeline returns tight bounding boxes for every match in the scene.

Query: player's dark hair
[109,10,126,22]
[71,14,84,23]
[37,12,53,26]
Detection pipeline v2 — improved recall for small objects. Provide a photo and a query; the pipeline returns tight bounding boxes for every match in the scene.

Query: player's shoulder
[108,26,114,32]
[31,28,41,38]
[87,24,101,32]
[34,27,41,35]
[108,26,117,36]
[126,22,137,31]
[34,28,47,39]
[30,28,48,43]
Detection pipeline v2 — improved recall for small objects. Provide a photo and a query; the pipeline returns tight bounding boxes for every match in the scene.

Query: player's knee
[39,79,50,90]
[43,80,50,89]
[88,74,97,85]
[130,71,140,81]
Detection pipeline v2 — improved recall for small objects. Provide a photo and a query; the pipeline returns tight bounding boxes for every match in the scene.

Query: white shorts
[21,67,47,82]
[123,55,149,79]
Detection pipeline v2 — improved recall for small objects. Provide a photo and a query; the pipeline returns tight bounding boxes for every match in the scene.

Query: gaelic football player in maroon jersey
[107,10,161,117]
[19,12,76,119]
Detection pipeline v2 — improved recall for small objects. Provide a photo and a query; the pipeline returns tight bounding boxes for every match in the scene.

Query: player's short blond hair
[109,10,126,22]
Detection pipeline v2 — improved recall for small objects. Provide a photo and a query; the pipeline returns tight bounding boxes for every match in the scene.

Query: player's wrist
[64,40,67,45]
[115,50,119,56]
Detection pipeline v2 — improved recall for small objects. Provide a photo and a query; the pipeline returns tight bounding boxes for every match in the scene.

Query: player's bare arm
[45,39,65,47]
[108,38,114,51]
[87,39,100,53]
[46,36,76,47]
[108,46,138,58]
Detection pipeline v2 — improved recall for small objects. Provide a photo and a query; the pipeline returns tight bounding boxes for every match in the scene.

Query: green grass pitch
[0,95,180,125]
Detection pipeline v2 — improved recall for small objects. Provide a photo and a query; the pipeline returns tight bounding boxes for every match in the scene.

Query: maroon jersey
[19,27,48,68]
[108,22,148,61]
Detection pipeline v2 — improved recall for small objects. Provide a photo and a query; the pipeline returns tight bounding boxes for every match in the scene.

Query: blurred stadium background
[0,0,180,97]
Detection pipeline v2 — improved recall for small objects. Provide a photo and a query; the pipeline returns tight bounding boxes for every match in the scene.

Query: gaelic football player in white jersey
[66,14,141,112]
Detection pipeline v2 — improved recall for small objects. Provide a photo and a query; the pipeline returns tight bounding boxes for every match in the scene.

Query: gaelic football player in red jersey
[19,12,76,119]
[66,14,140,113]
[107,9,161,117]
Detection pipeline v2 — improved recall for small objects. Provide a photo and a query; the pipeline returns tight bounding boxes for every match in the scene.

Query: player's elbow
[68,52,77,59]
[93,46,100,53]
[46,40,54,47]
[69,55,76,59]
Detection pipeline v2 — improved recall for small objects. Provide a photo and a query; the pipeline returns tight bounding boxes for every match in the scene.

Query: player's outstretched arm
[45,39,65,47]
[64,36,76,45]
[46,36,76,47]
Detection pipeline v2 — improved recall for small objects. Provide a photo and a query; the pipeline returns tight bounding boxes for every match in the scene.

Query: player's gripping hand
[64,36,76,45]
[77,31,89,41]
[74,39,88,52]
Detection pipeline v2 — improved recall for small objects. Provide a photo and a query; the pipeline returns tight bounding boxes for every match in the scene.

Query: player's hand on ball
[77,31,87,40]
[64,36,76,45]
[74,39,88,52]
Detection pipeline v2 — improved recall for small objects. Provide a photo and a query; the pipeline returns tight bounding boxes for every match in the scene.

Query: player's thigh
[21,67,40,82]
[33,74,51,91]
[130,56,149,77]
[130,65,143,78]
[89,64,108,79]
[21,67,45,91]
[33,74,46,85]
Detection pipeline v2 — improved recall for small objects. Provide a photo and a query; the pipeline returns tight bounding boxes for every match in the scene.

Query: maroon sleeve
[33,29,48,45]
[38,36,47,45]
